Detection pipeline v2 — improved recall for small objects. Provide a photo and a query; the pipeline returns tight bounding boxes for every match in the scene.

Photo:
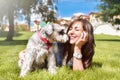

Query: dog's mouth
[54,35,69,43]
[48,37,56,43]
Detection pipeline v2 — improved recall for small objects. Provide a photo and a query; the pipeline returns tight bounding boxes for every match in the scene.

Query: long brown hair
[63,19,95,69]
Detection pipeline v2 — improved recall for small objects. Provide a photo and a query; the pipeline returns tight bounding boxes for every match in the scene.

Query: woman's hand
[75,31,88,49]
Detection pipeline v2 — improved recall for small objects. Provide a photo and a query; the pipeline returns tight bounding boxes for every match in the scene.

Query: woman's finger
[83,31,88,42]
[80,31,84,39]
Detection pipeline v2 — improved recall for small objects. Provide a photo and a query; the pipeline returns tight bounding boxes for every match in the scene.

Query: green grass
[0,31,120,80]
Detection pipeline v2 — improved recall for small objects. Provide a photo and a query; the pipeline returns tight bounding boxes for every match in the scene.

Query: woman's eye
[75,29,80,31]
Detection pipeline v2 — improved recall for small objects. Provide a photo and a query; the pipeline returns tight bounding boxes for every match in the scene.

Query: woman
[63,18,95,70]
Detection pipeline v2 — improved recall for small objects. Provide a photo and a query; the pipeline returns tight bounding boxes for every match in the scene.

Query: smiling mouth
[70,36,76,39]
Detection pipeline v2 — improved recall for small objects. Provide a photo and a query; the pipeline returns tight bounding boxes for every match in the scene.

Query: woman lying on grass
[62,18,95,70]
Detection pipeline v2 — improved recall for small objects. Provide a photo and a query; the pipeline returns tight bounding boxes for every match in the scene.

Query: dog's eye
[59,29,64,35]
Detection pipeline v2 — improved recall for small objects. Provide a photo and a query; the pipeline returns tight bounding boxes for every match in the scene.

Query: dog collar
[37,31,52,49]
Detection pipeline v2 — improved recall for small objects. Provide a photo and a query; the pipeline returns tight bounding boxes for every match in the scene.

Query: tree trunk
[6,9,14,41]
[27,14,30,30]
[27,14,31,26]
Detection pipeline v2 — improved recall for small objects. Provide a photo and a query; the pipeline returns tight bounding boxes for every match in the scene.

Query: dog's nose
[59,29,64,35]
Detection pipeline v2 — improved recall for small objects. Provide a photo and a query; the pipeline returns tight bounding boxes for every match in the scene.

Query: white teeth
[70,37,74,40]
[70,36,75,39]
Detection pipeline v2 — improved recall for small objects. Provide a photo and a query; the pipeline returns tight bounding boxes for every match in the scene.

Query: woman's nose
[68,29,74,35]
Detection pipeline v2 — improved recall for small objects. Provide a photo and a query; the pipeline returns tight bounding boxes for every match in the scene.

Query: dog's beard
[53,34,68,43]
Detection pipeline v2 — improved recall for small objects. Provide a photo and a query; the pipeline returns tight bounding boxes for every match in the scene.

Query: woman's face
[68,21,84,44]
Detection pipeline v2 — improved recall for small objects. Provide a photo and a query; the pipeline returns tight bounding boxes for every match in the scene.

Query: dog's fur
[18,23,68,77]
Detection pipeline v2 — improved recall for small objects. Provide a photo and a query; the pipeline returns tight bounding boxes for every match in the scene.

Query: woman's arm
[73,46,84,70]
[73,31,88,71]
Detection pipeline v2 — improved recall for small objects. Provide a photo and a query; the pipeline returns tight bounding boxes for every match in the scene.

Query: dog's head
[41,23,69,43]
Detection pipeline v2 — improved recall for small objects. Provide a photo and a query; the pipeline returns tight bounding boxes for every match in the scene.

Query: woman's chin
[69,40,76,44]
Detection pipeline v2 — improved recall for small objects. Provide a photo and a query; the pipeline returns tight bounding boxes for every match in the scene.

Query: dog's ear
[44,24,53,35]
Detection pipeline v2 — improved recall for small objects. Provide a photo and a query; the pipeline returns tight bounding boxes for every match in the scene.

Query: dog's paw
[48,68,57,74]
[19,74,25,78]
[19,72,26,77]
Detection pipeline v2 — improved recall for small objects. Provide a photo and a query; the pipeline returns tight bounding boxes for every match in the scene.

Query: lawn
[0,31,120,80]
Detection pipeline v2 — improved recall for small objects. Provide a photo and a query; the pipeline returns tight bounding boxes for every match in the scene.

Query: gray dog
[18,23,68,77]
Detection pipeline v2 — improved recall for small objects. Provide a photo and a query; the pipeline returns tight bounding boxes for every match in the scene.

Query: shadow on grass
[0,31,23,38]
[0,40,28,46]
[91,62,102,68]
[96,39,120,42]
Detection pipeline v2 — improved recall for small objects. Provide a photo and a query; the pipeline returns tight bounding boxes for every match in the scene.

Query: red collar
[37,31,52,49]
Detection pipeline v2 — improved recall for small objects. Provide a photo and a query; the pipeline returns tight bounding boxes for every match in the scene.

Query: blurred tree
[38,0,58,22]
[98,0,120,24]
[0,0,15,41]
[0,0,58,41]
[16,0,37,28]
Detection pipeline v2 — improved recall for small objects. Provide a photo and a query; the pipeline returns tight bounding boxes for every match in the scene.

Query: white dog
[18,23,68,77]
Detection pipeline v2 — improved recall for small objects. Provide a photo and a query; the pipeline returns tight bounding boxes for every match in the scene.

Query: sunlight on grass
[0,32,120,80]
